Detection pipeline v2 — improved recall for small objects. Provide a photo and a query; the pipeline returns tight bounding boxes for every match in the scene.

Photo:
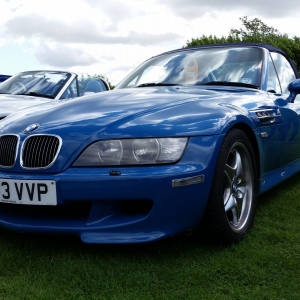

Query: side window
[267,55,281,93]
[271,52,296,94]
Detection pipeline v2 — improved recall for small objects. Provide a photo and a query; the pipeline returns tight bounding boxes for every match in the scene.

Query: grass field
[0,173,300,300]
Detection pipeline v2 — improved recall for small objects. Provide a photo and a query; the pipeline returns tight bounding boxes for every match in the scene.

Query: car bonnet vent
[0,135,19,167]
[21,135,61,169]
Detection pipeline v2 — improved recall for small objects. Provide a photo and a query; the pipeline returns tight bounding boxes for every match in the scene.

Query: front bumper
[0,136,221,243]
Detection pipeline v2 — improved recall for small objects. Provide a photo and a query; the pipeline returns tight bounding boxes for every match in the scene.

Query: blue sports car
[0,43,299,244]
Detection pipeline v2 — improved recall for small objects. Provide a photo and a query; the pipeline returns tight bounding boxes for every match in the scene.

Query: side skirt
[259,157,300,195]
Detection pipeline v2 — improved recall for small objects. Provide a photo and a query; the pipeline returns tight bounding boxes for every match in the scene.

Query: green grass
[1,174,300,299]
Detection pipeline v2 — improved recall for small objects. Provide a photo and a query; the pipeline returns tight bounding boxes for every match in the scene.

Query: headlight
[132,139,160,163]
[73,137,188,166]
[98,140,123,163]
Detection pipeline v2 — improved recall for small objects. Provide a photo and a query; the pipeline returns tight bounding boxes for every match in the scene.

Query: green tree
[186,16,300,72]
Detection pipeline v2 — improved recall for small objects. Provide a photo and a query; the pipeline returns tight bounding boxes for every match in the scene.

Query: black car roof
[188,42,285,54]
[160,42,285,55]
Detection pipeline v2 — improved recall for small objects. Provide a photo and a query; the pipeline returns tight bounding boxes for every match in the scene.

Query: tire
[202,128,257,244]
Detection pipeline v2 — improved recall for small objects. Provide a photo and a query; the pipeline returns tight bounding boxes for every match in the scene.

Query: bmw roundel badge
[23,123,40,134]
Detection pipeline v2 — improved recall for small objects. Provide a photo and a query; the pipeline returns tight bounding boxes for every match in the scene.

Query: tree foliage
[186,16,300,72]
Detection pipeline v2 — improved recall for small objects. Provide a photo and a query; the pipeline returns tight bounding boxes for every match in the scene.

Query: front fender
[100,100,256,138]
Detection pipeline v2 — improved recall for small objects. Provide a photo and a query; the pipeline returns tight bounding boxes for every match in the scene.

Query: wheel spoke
[233,149,243,178]
[235,186,247,220]
[225,163,236,180]
[231,207,239,225]
[224,194,236,212]
[223,170,232,205]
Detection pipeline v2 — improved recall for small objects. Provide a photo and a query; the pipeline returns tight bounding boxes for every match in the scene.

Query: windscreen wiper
[137,82,181,87]
[196,81,259,89]
[20,92,54,99]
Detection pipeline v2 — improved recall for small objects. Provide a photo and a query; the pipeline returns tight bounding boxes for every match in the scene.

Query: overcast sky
[1,0,299,85]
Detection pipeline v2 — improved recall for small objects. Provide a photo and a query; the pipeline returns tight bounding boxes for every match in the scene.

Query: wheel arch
[199,123,260,244]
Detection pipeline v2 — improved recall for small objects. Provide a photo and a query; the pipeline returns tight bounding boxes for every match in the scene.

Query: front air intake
[21,135,61,169]
[0,135,19,167]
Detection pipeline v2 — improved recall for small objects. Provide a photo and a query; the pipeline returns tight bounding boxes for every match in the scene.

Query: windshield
[0,71,71,99]
[116,47,263,89]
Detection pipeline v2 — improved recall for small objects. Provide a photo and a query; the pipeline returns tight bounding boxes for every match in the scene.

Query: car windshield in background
[0,71,71,99]
[117,47,263,89]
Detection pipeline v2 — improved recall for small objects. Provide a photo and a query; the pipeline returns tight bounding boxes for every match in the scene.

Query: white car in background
[0,70,110,119]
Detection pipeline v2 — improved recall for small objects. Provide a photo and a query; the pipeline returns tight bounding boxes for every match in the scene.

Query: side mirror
[287,79,300,103]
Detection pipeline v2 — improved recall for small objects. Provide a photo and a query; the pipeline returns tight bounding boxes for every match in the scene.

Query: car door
[269,51,300,166]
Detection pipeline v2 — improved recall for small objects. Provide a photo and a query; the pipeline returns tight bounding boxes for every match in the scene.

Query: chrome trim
[256,115,281,120]
[251,108,276,113]
[249,108,281,122]
[0,134,20,168]
[20,134,62,170]
[260,132,268,138]
[172,174,204,187]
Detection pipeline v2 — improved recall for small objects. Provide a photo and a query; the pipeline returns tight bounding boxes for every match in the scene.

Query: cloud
[36,44,97,67]
[4,0,298,86]
[4,13,182,46]
[82,0,135,30]
[159,0,300,19]
[109,65,136,73]
[82,0,153,24]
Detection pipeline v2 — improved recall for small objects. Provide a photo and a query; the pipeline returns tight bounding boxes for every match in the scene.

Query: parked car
[0,70,109,119]
[0,43,299,244]
[0,75,11,82]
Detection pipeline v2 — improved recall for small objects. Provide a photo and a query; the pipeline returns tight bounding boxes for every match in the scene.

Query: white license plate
[0,179,57,205]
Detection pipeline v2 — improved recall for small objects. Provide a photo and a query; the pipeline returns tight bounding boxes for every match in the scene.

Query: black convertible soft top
[187,42,286,54]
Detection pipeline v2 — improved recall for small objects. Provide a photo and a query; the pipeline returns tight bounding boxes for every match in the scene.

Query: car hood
[0,94,51,118]
[0,86,264,172]
[0,86,261,135]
